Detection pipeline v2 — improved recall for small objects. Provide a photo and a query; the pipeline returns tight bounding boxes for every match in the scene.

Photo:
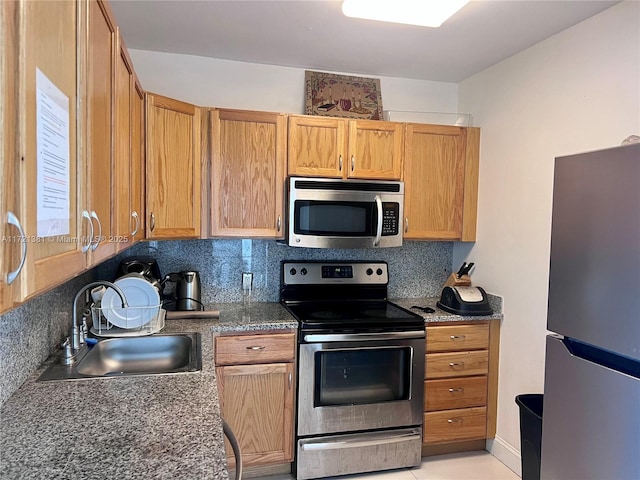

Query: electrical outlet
[242,272,253,290]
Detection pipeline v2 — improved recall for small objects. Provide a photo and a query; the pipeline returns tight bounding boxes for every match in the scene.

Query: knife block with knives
[444,262,474,287]
[438,262,493,316]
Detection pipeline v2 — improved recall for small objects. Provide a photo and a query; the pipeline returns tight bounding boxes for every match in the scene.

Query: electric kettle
[173,271,202,311]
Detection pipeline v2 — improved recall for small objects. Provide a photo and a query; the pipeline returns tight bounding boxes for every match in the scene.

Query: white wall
[128,49,459,114]
[454,1,640,474]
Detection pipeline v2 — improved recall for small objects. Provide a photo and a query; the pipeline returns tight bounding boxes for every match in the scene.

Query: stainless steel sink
[37,333,202,382]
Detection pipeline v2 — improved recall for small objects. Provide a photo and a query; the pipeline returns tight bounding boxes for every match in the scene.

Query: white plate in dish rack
[101,277,160,329]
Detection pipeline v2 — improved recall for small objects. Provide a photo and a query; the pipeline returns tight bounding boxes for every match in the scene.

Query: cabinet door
[81,0,117,264]
[130,76,145,243]
[403,124,466,240]
[211,109,286,238]
[347,120,403,180]
[0,0,23,313]
[112,32,133,249]
[19,0,86,298]
[146,93,201,238]
[216,362,294,467]
[288,115,346,178]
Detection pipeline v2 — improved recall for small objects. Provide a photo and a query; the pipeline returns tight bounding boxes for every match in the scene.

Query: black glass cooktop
[282,300,424,330]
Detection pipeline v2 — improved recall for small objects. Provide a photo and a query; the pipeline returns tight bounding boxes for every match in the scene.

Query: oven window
[314,347,411,406]
[294,201,376,235]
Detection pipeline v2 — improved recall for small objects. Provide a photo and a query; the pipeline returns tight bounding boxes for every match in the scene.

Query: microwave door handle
[373,195,383,246]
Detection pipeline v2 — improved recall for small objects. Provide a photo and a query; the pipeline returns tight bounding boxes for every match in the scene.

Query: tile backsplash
[0,239,452,406]
[99,239,453,304]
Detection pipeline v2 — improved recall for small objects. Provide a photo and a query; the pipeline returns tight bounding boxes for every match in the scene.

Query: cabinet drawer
[425,351,488,379]
[215,333,295,365]
[426,324,489,353]
[423,407,487,444]
[424,376,487,411]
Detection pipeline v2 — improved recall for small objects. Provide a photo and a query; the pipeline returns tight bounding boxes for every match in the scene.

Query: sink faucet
[62,281,129,365]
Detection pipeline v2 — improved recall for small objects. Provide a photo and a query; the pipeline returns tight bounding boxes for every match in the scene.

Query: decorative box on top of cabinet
[287,115,403,180]
[214,331,296,471]
[422,321,499,455]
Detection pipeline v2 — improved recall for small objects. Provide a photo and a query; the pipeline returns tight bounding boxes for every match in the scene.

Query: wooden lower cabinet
[423,321,499,453]
[214,331,296,469]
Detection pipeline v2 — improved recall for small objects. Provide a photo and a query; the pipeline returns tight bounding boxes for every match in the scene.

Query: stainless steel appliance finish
[281,261,425,479]
[296,428,422,480]
[297,332,424,437]
[287,176,404,249]
[171,271,202,311]
[37,333,202,381]
[542,143,640,479]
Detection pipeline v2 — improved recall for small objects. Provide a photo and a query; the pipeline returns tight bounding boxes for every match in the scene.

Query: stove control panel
[283,262,388,285]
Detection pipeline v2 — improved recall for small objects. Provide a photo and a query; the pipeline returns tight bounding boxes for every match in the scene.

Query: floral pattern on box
[305,70,383,120]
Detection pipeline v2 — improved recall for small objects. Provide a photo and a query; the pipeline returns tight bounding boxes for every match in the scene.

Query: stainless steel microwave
[287,177,404,248]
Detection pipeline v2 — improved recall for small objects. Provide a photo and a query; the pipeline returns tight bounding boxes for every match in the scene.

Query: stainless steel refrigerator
[542,143,640,479]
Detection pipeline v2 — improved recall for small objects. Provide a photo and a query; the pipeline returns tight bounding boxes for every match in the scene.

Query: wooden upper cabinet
[19,0,86,299]
[403,124,479,241]
[130,76,145,243]
[210,109,286,238]
[288,115,403,180]
[81,0,117,264]
[348,120,403,180]
[288,115,346,178]
[113,31,133,247]
[1,0,22,313]
[145,93,201,239]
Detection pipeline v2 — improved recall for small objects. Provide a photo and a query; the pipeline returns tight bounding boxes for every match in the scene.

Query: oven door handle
[300,430,422,451]
[303,331,425,342]
[373,194,383,247]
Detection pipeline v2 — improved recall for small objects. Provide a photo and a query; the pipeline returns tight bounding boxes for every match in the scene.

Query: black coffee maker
[116,257,162,290]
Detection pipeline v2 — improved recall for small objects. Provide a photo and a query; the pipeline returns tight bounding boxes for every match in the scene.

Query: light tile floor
[258,451,520,480]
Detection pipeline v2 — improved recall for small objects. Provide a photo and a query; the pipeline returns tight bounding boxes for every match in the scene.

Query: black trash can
[515,394,544,480]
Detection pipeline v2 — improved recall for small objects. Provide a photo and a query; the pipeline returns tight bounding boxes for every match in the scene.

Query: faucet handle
[60,338,76,366]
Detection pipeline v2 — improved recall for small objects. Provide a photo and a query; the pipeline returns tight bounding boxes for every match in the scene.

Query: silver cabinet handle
[90,211,101,251]
[150,212,155,232]
[338,155,343,171]
[6,211,27,285]
[131,211,139,236]
[405,217,409,233]
[447,418,463,424]
[246,345,265,351]
[288,371,292,390]
[449,388,465,393]
[351,154,355,171]
[81,210,93,253]
[450,335,466,340]
[449,362,465,367]
[373,194,382,247]
[276,215,281,232]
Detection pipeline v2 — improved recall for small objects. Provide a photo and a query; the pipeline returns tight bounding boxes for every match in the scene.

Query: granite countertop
[392,296,503,322]
[0,299,499,479]
[0,318,229,480]
[205,302,299,333]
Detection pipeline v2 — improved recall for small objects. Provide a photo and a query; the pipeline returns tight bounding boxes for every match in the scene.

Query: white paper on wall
[36,68,70,237]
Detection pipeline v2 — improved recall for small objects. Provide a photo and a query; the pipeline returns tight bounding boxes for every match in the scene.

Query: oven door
[297,331,425,437]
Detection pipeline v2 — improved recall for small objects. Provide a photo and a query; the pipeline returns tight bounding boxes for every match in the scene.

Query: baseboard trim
[486,436,521,477]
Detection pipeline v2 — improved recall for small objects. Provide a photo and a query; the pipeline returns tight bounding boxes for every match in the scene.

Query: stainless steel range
[281,261,425,480]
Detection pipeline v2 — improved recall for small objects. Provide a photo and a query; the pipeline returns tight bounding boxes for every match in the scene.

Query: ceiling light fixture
[341,0,470,28]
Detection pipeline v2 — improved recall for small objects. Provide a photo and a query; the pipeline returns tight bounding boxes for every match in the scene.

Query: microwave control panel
[382,203,400,236]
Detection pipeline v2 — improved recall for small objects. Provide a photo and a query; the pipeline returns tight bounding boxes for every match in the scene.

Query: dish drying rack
[90,303,165,337]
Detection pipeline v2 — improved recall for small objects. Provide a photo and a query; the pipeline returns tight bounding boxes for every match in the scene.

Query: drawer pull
[246,345,266,351]
[447,418,463,424]
[450,335,466,340]
[449,388,465,393]
[449,362,465,367]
